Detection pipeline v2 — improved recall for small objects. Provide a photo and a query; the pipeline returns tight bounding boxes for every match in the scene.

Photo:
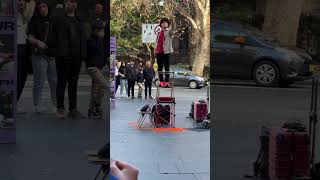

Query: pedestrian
[118,61,127,98]
[136,66,144,99]
[84,2,105,39]
[17,0,31,113]
[155,18,174,85]
[47,0,87,119]
[143,61,155,99]
[125,61,130,96]
[115,60,121,95]
[125,60,137,99]
[85,19,106,119]
[28,1,57,113]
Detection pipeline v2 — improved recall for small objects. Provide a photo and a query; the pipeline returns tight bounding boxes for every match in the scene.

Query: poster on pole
[110,37,116,109]
[0,0,16,144]
[142,24,161,43]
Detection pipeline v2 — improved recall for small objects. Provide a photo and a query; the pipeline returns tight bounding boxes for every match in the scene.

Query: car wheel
[253,61,280,87]
[189,81,198,89]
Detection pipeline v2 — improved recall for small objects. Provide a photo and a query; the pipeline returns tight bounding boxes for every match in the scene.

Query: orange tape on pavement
[152,128,185,133]
[128,121,185,133]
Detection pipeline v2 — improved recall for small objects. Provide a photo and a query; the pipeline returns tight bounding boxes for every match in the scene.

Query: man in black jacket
[126,61,137,99]
[143,61,155,99]
[85,20,106,119]
[47,0,87,119]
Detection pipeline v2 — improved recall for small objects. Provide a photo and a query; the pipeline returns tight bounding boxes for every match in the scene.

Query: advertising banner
[0,0,16,143]
[110,37,116,109]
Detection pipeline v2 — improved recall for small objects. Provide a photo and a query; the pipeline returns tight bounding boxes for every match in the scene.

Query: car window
[213,24,241,44]
[214,23,260,47]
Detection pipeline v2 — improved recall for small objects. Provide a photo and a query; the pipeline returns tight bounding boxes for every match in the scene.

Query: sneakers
[56,108,66,119]
[88,110,101,119]
[68,109,86,119]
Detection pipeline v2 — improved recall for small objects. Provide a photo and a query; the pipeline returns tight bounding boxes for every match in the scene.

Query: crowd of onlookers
[17,0,107,119]
[114,60,155,100]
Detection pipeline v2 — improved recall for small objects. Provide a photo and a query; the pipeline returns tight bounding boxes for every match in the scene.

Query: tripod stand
[310,74,320,178]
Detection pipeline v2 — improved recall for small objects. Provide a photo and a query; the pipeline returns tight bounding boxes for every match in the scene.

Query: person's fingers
[115,160,129,170]
[110,162,122,177]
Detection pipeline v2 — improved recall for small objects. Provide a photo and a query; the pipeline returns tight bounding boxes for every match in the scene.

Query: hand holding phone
[110,160,138,180]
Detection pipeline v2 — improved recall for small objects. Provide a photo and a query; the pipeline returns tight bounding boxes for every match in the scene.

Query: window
[176,72,184,76]
[212,24,241,44]
[213,23,260,46]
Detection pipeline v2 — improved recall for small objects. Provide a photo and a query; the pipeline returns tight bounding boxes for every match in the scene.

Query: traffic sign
[142,24,160,43]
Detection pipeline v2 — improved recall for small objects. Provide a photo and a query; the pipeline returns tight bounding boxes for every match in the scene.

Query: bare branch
[205,0,210,10]
[194,0,205,14]
[167,0,201,33]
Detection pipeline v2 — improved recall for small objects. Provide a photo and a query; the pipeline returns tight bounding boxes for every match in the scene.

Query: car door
[173,72,186,86]
[212,23,256,79]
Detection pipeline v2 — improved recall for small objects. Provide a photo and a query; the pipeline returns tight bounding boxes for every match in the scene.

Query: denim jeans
[32,54,57,106]
[120,79,127,96]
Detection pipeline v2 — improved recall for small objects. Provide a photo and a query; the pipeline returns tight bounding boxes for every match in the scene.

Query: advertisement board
[0,0,16,143]
[110,37,116,109]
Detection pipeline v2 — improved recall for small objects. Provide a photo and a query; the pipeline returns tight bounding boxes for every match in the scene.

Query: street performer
[155,18,174,87]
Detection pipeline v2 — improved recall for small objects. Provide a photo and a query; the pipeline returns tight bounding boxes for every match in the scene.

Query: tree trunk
[302,0,312,15]
[145,43,153,62]
[256,0,266,15]
[191,2,210,76]
[263,0,304,47]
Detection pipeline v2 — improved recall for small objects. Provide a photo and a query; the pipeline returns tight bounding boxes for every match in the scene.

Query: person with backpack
[143,60,155,99]
[28,1,57,113]
[125,60,137,99]
[85,20,106,119]
[47,0,87,119]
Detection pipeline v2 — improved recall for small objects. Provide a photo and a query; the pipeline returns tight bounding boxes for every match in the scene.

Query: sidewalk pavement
[0,75,107,180]
[111,87,210,180]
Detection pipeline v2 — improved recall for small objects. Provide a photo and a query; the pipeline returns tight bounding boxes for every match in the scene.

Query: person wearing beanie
[85,20,107,119]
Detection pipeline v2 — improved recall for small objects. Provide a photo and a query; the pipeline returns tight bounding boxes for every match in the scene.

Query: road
[111,87,210,180]
[212,80,320,180]
[0,75,107,180]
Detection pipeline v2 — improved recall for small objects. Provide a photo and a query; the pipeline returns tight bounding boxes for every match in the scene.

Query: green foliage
[111,0,173,58]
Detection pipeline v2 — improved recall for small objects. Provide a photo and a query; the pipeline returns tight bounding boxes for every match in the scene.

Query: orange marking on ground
[129,121,185,133]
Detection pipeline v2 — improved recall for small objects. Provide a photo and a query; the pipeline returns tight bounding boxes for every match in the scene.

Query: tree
[262,0,304,47]
[167,0,210,76]
[110,0,174,62]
